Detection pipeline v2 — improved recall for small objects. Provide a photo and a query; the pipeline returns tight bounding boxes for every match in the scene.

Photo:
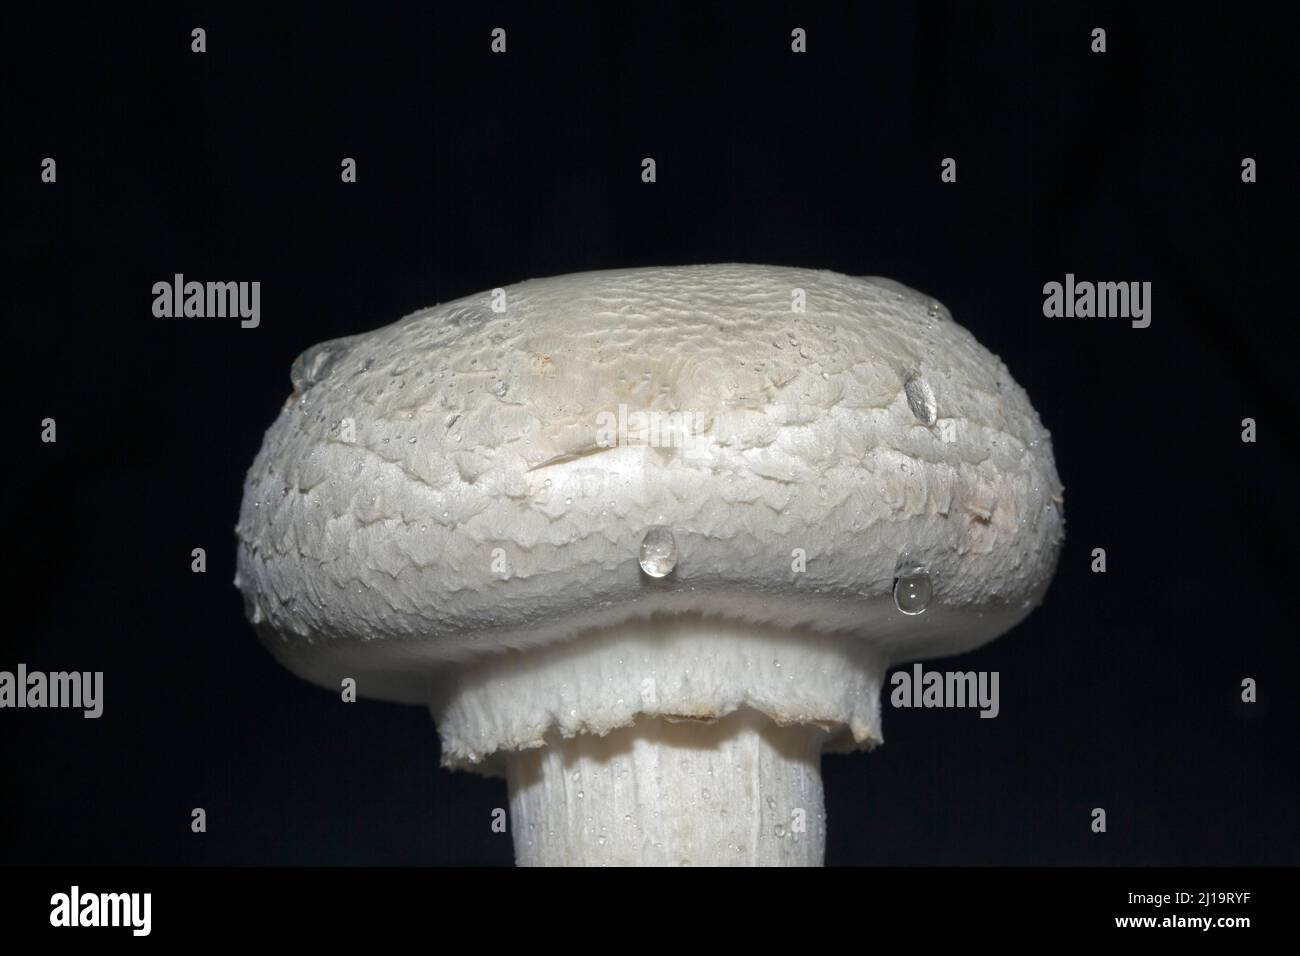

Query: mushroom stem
[505,709,827,866]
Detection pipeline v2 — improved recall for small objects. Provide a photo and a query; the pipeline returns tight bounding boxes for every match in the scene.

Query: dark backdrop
[4,2,1294,866]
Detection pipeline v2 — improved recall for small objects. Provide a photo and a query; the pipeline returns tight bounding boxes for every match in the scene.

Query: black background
[3,2,1294,868]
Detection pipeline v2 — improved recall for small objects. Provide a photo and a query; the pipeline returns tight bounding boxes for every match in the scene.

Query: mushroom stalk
[506,709,826,866]
[431,619,887,866]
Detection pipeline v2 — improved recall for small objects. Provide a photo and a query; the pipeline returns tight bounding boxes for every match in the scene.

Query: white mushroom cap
[235,264,1064,772]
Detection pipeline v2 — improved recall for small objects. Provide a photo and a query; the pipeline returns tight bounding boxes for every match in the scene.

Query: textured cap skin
[235,264,1064,705]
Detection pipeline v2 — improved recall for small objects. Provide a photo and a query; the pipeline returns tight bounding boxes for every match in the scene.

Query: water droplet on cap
[904,375,938,426]
[638,526,678,578]
[291,336,358,391]
[893,561,933,615]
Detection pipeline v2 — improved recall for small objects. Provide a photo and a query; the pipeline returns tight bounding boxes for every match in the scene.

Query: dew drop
[638,526,678,578]
[904,375,937,426]
[893,562,933,615]
[291,336,357,391]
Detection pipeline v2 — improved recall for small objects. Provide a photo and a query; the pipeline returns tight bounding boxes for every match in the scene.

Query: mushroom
[234,264,1064,866]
